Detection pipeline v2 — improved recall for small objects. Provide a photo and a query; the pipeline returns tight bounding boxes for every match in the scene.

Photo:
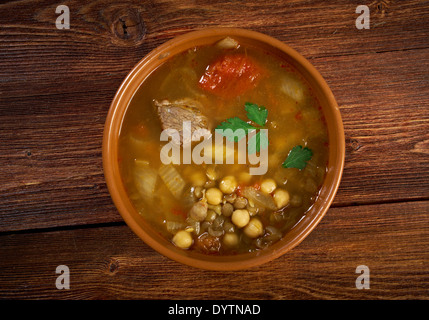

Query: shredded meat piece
[154,98,211,145]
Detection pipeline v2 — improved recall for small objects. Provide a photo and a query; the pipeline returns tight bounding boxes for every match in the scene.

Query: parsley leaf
[282,145,313,170]
[215,103,269,154]
[245,102,268,126]
[216,117,256,142]
[247,130,268,154]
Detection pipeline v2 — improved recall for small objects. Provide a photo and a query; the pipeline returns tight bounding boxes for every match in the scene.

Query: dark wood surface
[0,0,428,300]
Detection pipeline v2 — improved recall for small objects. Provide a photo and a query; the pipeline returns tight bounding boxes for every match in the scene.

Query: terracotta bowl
[103,28,345,270]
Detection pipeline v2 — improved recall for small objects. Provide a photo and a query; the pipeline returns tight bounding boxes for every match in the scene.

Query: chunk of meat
[154,98,211,145]
[198,54,264,98]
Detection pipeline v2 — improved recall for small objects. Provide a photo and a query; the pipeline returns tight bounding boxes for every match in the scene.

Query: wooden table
[1,0,428,300]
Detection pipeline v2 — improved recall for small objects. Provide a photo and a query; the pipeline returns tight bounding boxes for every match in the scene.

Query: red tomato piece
[198,54,264,98]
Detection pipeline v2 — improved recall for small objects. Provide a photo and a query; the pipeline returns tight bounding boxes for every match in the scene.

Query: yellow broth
[118,39,328,255]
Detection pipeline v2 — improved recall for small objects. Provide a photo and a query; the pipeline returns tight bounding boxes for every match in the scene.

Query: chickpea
[243,217,264,238]
[260,178,277,194]
[219,176,237,194]
[273,188,290,209]
[205,187,223,205]
[172,230,193,249]
[223,232,239,247]
[231,209,250,228]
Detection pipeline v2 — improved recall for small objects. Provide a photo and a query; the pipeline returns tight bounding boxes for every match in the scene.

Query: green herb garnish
[216,117,256,143]
[215,102,269,154]
[282,145,313,170]
[247,129,269,155]
[244,102,268,126]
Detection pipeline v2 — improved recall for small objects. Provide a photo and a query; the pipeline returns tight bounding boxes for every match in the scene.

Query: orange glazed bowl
[103,28,345,271]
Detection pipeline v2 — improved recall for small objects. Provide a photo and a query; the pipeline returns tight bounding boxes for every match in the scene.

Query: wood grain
[0,201,427,299]
[1,0,429,98]
[313,48,429,206]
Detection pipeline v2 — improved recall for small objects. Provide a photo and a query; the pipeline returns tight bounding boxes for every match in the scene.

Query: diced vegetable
[159,67,205,98]
[166,221,186,234]
[199,54,264,98]
[280,74,305,103]
[216,37,239,49]
[241,187,277,211]
[133,160,158,201]
[185,217,201,235]
[158,164,185,199]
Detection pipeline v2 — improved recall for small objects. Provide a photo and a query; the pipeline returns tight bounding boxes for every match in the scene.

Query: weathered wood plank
[0,201,427,299]
[1,0,429,98]
[312,48,429,206]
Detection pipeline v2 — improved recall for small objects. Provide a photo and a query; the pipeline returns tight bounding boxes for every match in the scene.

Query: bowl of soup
[103,28,345,270]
